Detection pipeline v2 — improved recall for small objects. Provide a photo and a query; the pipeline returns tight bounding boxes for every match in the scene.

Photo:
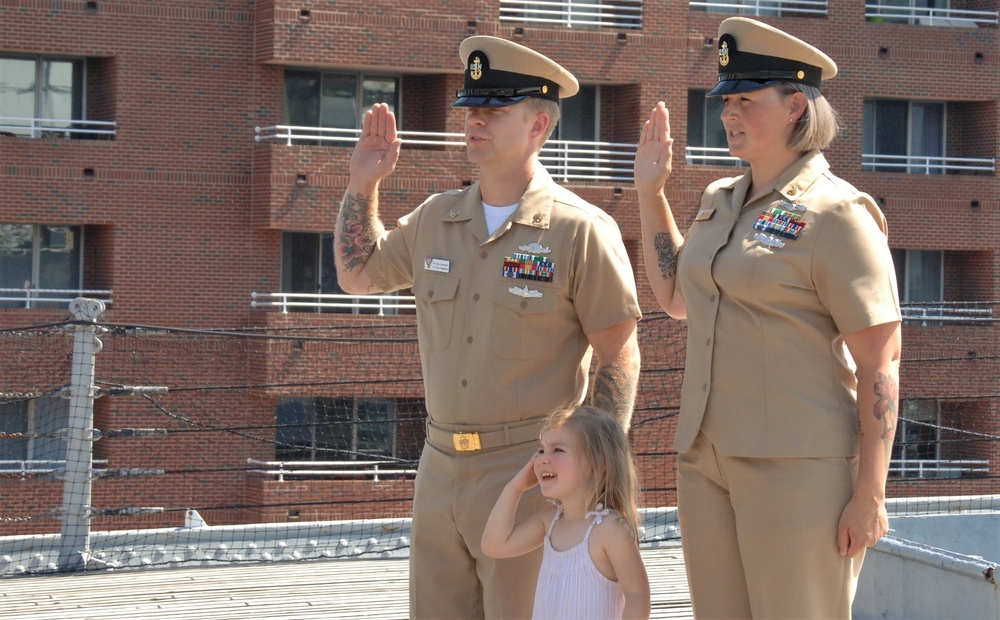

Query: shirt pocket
[490,281,560,360]
[412,274,460,351]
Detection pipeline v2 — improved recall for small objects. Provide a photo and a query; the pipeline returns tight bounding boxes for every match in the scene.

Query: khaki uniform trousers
[678,432,864,619]
[409,433,547,620]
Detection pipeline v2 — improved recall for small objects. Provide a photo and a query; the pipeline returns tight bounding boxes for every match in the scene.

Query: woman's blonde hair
[778,82,842,152]
[541,405,642,538]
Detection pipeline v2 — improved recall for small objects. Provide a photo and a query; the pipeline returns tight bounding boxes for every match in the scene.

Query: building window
[0,398,69,469]
[891,400,941,478]
[280,231,398,314]
[686,90,744,167]
[505,1,644,28]
[863,100,945,173]
[284,70,399,145]
[865,0,984,25]
[544,85,600,180]
[690,0,784,16]
[892,249,943,304]
[0,55,85,138]
[0,224,82,309]
[275,397,397,461]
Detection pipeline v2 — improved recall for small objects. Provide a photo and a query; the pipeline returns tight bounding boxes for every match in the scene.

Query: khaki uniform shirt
[365,167,641,426]
[675,151,900,457]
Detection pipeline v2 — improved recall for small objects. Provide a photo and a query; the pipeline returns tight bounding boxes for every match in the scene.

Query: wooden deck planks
[0,545,690,619]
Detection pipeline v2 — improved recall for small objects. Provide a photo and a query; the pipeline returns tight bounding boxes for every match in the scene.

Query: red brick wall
[1,0,998,534]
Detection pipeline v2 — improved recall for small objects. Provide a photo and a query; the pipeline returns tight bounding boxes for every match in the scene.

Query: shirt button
[702,383,708,392]
[520,301,528,309]
[473,293,480,301]
[467,336,473,344]
[461,379,468,387]
[480,252,488,260]
[706,338,711,347]
[428,290,434,298]
[709,294,716,303]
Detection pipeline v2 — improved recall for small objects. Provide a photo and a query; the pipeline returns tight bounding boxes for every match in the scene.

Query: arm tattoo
[337,192,377,271]
[654,232,679,280]
[591,362,637,430]
[872,371,898,462]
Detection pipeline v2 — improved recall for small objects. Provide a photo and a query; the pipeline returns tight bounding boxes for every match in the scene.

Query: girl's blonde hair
[777,82,843,152]
[542,406,642,538]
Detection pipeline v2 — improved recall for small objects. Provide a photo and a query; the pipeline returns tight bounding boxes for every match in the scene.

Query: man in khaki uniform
[635,17,901,619]
[334,36,641,619]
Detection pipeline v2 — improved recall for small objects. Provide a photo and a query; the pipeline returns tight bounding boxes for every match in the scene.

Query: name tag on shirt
[424,258,450,273]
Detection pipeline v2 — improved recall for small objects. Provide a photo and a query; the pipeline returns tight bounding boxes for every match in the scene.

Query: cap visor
[451,95,530,108]
[706,79,782,97]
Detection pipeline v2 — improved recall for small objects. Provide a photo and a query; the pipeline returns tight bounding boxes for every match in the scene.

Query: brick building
[1,0,998,532]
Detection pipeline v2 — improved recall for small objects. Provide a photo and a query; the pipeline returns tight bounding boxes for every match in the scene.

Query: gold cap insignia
[719,41,730,67]
[470,55,483,81]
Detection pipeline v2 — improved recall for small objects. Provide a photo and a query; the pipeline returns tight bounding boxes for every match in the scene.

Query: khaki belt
[426,419,545,453]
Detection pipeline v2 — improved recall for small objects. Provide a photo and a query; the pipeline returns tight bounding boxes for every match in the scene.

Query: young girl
[481,406,650,620]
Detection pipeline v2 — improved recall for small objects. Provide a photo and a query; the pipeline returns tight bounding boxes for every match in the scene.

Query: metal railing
[689,0,829,16]
[685,146,748,167]
[0,459,109,476]
[254,125,638,182]
[499,0,643,28]
[862,153,996,174]
[865,3,999,26]
[0,117,117,139]
[247,458,417,482]
[889,458,990,478]
[900,303,994,323]
[0,288,114,309]
[250,291,417,316]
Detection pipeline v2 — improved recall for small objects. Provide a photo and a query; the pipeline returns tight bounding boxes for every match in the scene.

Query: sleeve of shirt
[363,205,423,293]
[812,193,901,336]
[571,213,642,335]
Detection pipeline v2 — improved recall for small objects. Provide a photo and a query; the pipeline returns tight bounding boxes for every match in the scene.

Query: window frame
[283,69,402,140]
[0,223,84,309]
[275,396,398,461]
[0,397,69,470]
[685,89,746,167]
[863,99,947,173]
[0,54,86,138]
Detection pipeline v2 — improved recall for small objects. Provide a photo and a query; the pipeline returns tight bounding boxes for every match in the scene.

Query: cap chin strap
[456,85,555,99]
[717,70,819,88]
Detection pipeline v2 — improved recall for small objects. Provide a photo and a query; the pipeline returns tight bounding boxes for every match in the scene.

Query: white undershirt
[483,201,519,235]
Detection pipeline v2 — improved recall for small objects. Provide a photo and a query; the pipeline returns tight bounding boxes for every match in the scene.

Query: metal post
[59,298,105,572]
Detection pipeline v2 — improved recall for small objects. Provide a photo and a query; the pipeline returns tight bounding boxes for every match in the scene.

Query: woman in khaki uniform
[634,18,902,619]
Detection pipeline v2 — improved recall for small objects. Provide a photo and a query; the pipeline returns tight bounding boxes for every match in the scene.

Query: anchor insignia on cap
[719,41,730,67]
[470,56,483,81]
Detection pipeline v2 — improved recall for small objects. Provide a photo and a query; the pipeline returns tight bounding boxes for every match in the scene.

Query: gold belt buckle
[453,432,482,452]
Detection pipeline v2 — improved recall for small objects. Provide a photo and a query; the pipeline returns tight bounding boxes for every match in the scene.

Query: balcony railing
[0,288,114,310]
[499,0,643,28]
[247,458,417,482]
[865,3,999,27]
[889,458,990,478]
[0,459,109,476]
[862,153,996,174]
[689,0,829,16]
[251,292,417,316]
[900,302,994,324]
[0,117,117,139]
[685,146,748,167]
[254,125,638,182]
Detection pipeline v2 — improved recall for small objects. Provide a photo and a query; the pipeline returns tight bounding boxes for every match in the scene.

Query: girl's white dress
[531,505,625,620]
